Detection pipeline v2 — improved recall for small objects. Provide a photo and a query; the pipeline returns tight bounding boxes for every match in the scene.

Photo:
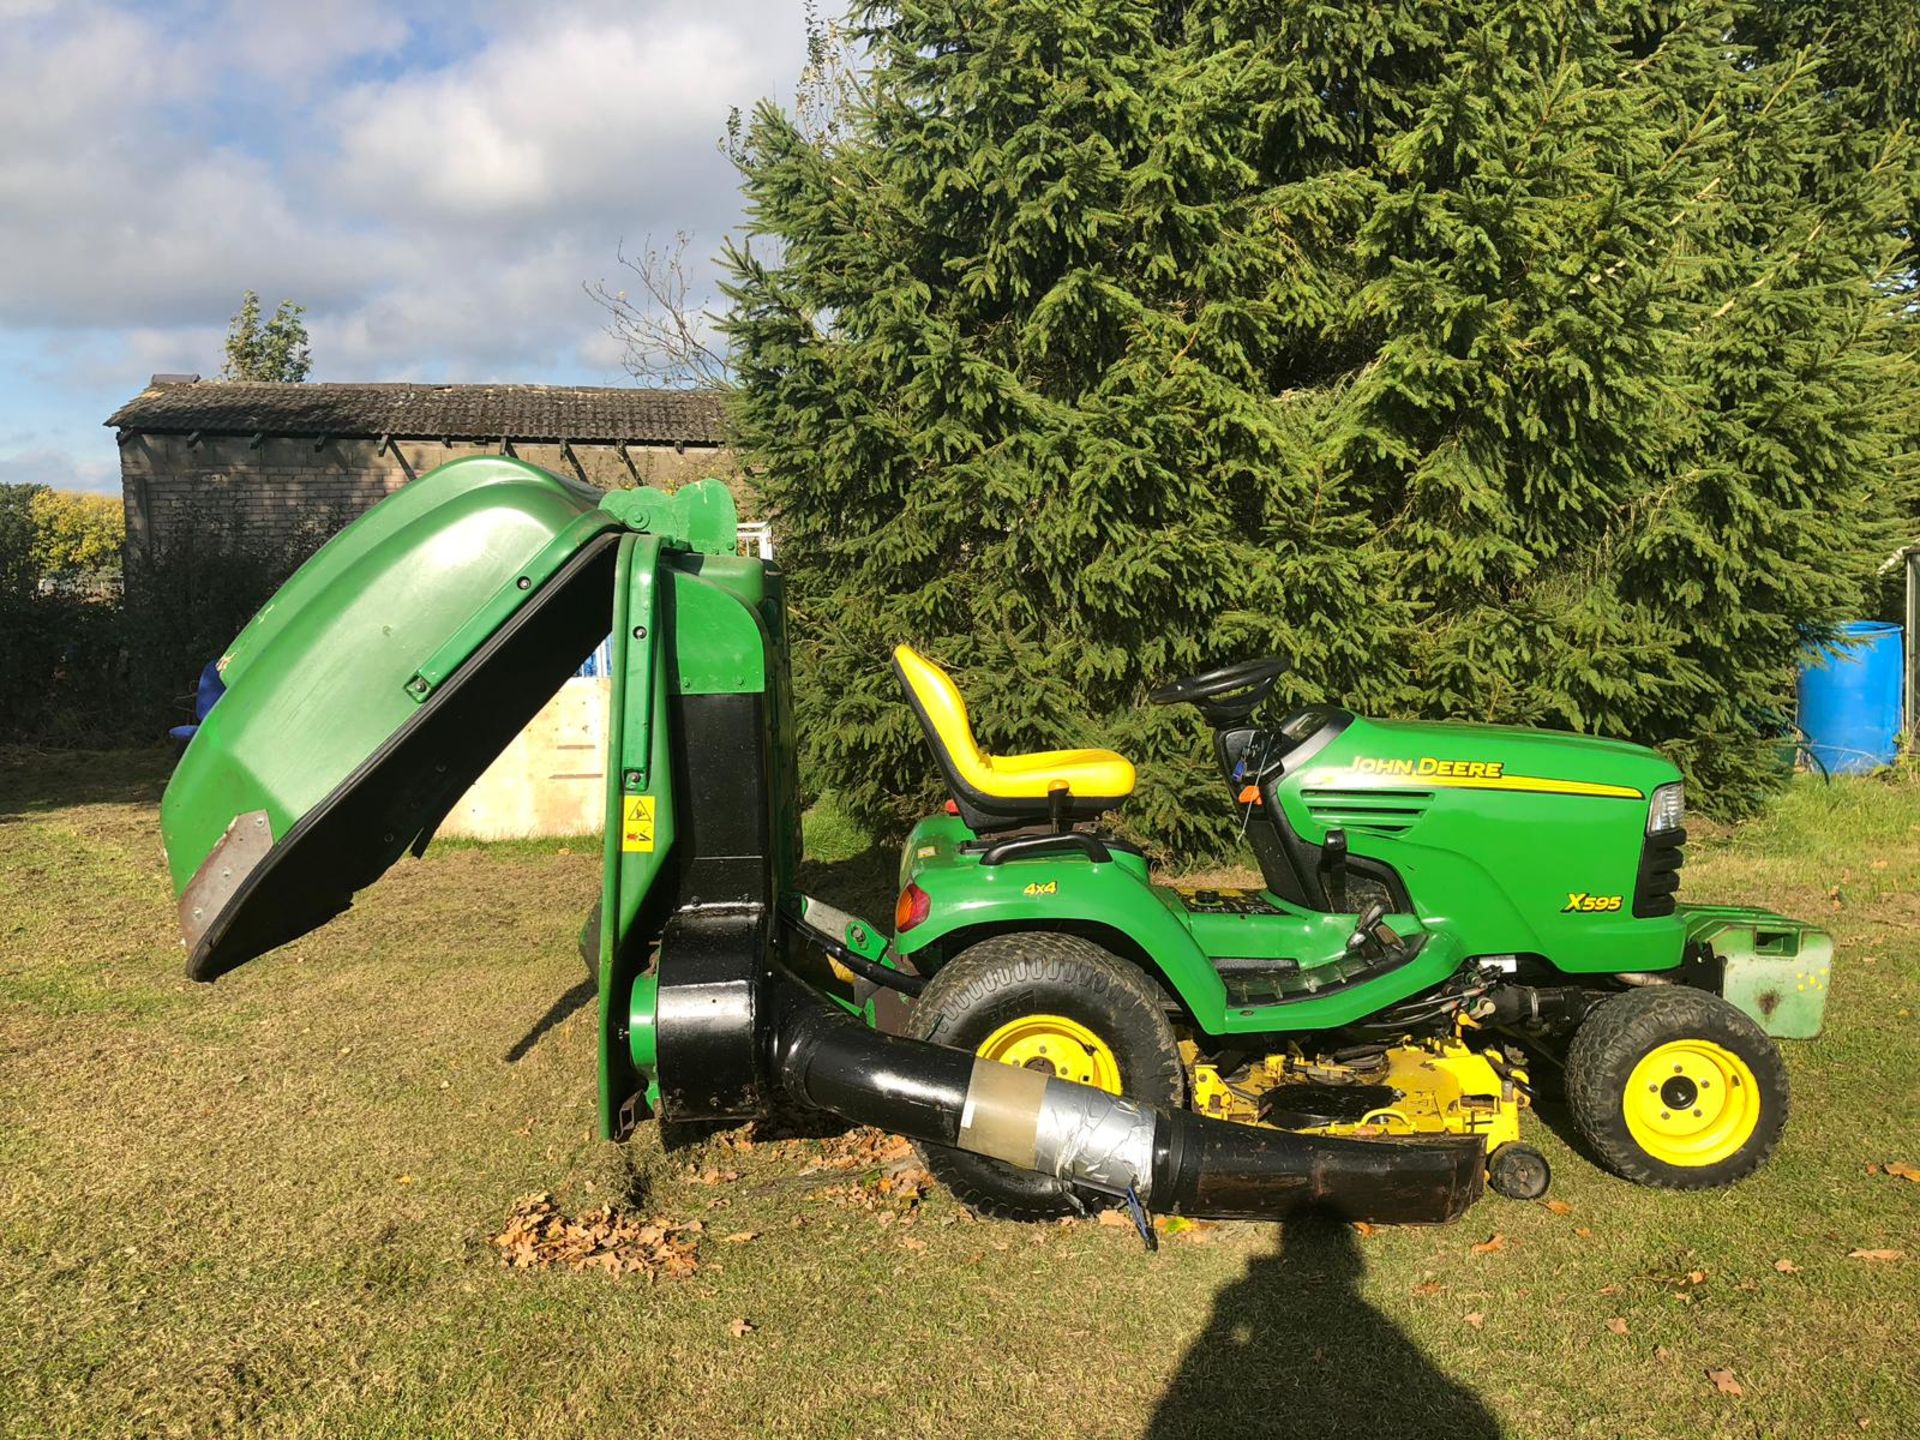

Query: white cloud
[213,0,411,88]
[0,4,380,327]
[327,10,765,226]
[0,446,120,494]
[0,0,812,486]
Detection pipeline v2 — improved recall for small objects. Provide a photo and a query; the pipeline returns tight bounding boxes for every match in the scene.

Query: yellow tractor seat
[891,644,1134,832]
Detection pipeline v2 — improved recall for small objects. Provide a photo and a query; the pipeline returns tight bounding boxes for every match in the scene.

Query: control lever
[1345,900,1406,961]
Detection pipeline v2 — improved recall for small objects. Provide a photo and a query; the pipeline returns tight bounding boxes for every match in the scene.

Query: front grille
[1633,826,1686,917]
[1301,787,1434,837]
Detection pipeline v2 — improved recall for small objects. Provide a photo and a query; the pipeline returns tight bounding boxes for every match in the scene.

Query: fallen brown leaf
[1574,1227,1595,1239]
[1706,1367,1743,1397]
[1883,1161,1920,1183]
[899,1235,928,1252]
[1096,1208,1133,1229]
[1847,1248,1906,1262]
[719,1231,758,1244]
[1599,1283,1622,1296]
[1470,1234,1507,1255]
[491,1193,701,1281]
[1352,1221,1378,1238]
[1542,1198,1574,1216]
[1685,1269,1707,1285]
[810,1165,931,1219]
[728,1317,755,1338]
[1653,1346,1672,1362]
[1410,1281,1445,1297]
[1773,1258,1799,1273]
[785,1126,918,1175]
[1463,1311,1484,1329]
[1606,1317,1629,1336]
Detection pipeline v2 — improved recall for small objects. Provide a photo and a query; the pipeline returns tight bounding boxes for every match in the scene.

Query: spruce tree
[723,0,1915,858]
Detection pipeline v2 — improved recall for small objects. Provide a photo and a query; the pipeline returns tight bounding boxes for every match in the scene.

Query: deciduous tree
[222,290,312,383]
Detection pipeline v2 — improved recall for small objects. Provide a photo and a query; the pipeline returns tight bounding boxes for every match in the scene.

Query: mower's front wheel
[909,933,1183,1220]
[1566,986,1788,1189]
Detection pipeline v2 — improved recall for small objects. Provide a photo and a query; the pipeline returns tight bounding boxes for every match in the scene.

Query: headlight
[1647,782,1685,834]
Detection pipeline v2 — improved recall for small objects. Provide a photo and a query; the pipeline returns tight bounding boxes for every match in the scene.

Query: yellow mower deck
[1186,1035,1528,1153]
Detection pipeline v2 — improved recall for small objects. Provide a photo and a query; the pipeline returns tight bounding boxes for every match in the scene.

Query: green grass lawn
[3,749,1917,1438]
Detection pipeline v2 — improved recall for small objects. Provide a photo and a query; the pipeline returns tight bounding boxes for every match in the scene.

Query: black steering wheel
[1148,655,1289,726]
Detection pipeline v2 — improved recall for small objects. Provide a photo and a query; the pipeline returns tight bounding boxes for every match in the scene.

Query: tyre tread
[1565,985,1788,1190]
[909,932,1182,1220]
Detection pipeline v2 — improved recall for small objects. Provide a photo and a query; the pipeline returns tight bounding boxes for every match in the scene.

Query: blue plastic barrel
[1797,621,1904,774]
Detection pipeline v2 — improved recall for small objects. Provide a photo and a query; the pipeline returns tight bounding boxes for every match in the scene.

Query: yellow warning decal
[621,795,657,852]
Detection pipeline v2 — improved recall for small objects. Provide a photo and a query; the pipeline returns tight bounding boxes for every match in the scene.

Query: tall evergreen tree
[723,0,1915,858]
[1738,0,1918,287]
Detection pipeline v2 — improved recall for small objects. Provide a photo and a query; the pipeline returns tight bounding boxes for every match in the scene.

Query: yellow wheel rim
[976,1013,1122,1093]
[1622,1039,1761,1166]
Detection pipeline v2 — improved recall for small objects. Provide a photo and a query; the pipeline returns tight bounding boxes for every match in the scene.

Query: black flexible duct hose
[767,971,1484,1226]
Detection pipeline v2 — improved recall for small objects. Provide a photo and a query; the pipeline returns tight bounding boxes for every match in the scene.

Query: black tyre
[1486,1143,1553,1201]
[909,932,1183,1220]
[1565,986,1788,1189]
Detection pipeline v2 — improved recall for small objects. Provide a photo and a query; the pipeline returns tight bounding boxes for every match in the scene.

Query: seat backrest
[892,645,992,797]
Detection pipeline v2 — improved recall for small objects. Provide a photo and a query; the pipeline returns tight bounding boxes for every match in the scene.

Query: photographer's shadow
[1146,1213,1498,1440]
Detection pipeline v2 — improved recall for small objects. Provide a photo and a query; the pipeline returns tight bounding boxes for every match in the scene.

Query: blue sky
[0,0,812,493]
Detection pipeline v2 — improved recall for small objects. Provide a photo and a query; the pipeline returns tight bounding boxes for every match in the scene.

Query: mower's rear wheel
[909,932,1182,1221]
[1566,986,1788,1189]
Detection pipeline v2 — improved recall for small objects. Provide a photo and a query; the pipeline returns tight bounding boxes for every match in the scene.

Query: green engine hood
[162,456,625,980]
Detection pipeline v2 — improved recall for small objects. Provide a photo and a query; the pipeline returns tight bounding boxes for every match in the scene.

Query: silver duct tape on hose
[956,1058,1157,1200]
[1033,1076,1158,1196]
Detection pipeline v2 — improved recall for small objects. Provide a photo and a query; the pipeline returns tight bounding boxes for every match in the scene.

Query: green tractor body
[893,714,1824,1038]
[158,458,1832,1230]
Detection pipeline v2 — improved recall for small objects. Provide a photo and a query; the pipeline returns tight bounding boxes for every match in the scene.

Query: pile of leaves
[798,1130,935,1221]
[796,1128,919,1176]
[712,1118,915,1173]
[811,1165,933,1216]
[491,1193,702,1281]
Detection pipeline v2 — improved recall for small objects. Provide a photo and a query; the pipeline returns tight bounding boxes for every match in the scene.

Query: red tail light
[895,882,932,933]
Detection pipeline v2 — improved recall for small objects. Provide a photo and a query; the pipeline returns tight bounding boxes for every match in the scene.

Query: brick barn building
[107,376,735,558]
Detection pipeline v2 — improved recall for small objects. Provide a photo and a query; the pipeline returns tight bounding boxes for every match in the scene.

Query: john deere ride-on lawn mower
[160,459,1833,1236]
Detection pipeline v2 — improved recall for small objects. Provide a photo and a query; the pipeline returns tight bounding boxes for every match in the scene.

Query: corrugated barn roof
[107,380,729,447]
